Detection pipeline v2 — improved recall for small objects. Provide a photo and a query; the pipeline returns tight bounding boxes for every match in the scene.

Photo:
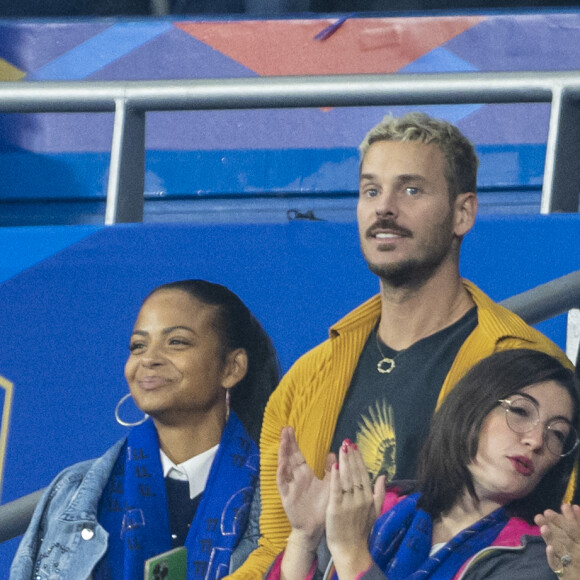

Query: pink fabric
[354,567,373,580]
[490,517,541,544]
[265,550,318,580]
[380,489,408,514]
[265,552,285,580]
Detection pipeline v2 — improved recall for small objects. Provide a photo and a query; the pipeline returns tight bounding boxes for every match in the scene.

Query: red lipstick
[509,456,534,476]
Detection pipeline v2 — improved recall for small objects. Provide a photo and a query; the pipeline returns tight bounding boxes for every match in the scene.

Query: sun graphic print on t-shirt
[356,400,396,484]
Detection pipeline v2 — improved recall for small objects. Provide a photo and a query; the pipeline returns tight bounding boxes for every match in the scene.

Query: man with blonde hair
[231,111,573,578]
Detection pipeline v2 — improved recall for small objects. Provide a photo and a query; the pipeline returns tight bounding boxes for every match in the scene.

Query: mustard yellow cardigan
[230,280,574,579]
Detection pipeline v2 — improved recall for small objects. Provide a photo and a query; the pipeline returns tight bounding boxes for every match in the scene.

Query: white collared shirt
[160,444,219,499]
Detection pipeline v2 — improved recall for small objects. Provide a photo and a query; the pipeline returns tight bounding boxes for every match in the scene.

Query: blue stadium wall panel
[0,224,101,282]
[0,214,579,567]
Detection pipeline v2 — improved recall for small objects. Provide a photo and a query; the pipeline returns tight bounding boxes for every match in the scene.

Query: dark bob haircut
[416,348,579,523]
[146,279,280,443]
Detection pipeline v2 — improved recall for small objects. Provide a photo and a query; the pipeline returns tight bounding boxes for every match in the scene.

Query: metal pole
[500,270,580,326]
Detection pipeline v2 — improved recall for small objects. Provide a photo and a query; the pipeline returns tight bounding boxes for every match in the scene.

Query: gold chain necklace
[375,329,402,374]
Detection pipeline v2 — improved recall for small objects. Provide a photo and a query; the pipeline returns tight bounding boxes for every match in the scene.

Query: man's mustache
[366,220,412,238]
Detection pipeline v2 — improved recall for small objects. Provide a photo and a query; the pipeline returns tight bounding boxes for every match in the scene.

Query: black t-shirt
[330,307,478,483]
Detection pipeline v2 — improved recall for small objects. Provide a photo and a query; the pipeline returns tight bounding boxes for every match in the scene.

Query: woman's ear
[222,348,249,389]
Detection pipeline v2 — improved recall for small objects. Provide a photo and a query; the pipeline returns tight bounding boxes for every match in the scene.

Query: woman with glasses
[269,348,580,580]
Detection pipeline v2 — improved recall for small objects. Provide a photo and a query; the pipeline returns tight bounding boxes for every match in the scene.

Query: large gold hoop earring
[115,393,149,427]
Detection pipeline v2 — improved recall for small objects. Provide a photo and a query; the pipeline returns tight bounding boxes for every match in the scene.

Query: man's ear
[222,348,249,389]
[453,192,478,238]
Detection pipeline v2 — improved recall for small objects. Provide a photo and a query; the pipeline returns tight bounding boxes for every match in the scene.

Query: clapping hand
[276,426,336,579]
[326,439,386,580]
[535,504,580,578]
[277,425,335,543]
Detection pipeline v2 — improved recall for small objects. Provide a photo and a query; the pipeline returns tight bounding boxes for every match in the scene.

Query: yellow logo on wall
[0,375,14,502]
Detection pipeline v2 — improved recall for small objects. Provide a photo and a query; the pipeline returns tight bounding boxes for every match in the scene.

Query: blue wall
[0,215,578,572]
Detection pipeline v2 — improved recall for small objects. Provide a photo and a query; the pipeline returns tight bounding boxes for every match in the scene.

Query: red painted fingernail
[352,443,358,450]
[342,443,349,453]
[334,462,339,470]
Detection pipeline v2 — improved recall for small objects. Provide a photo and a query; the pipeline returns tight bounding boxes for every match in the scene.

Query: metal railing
[1,70,580,223]
[0,268,578,543]
[501,270,580,326]
[0,489,44,544]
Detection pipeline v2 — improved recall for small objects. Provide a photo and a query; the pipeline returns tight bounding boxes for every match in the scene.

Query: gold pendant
[377,357,396,374]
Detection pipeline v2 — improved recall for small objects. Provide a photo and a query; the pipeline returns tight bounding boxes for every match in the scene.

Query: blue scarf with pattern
[329,493,508,580]
[96,411,258,579]
[363,493,508,580]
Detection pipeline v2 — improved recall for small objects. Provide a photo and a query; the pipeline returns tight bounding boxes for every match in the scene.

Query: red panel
[176,16,485,76]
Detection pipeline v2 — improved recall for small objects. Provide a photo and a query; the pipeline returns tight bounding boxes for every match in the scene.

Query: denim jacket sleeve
[229,480,262,573]
[9,439,124,580]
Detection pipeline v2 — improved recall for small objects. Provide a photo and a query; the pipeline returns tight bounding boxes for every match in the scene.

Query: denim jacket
[9,439,125,580]
[10,437,260,580]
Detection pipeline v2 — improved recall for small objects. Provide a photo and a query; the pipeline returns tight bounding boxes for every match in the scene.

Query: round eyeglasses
[498,396,579,458]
